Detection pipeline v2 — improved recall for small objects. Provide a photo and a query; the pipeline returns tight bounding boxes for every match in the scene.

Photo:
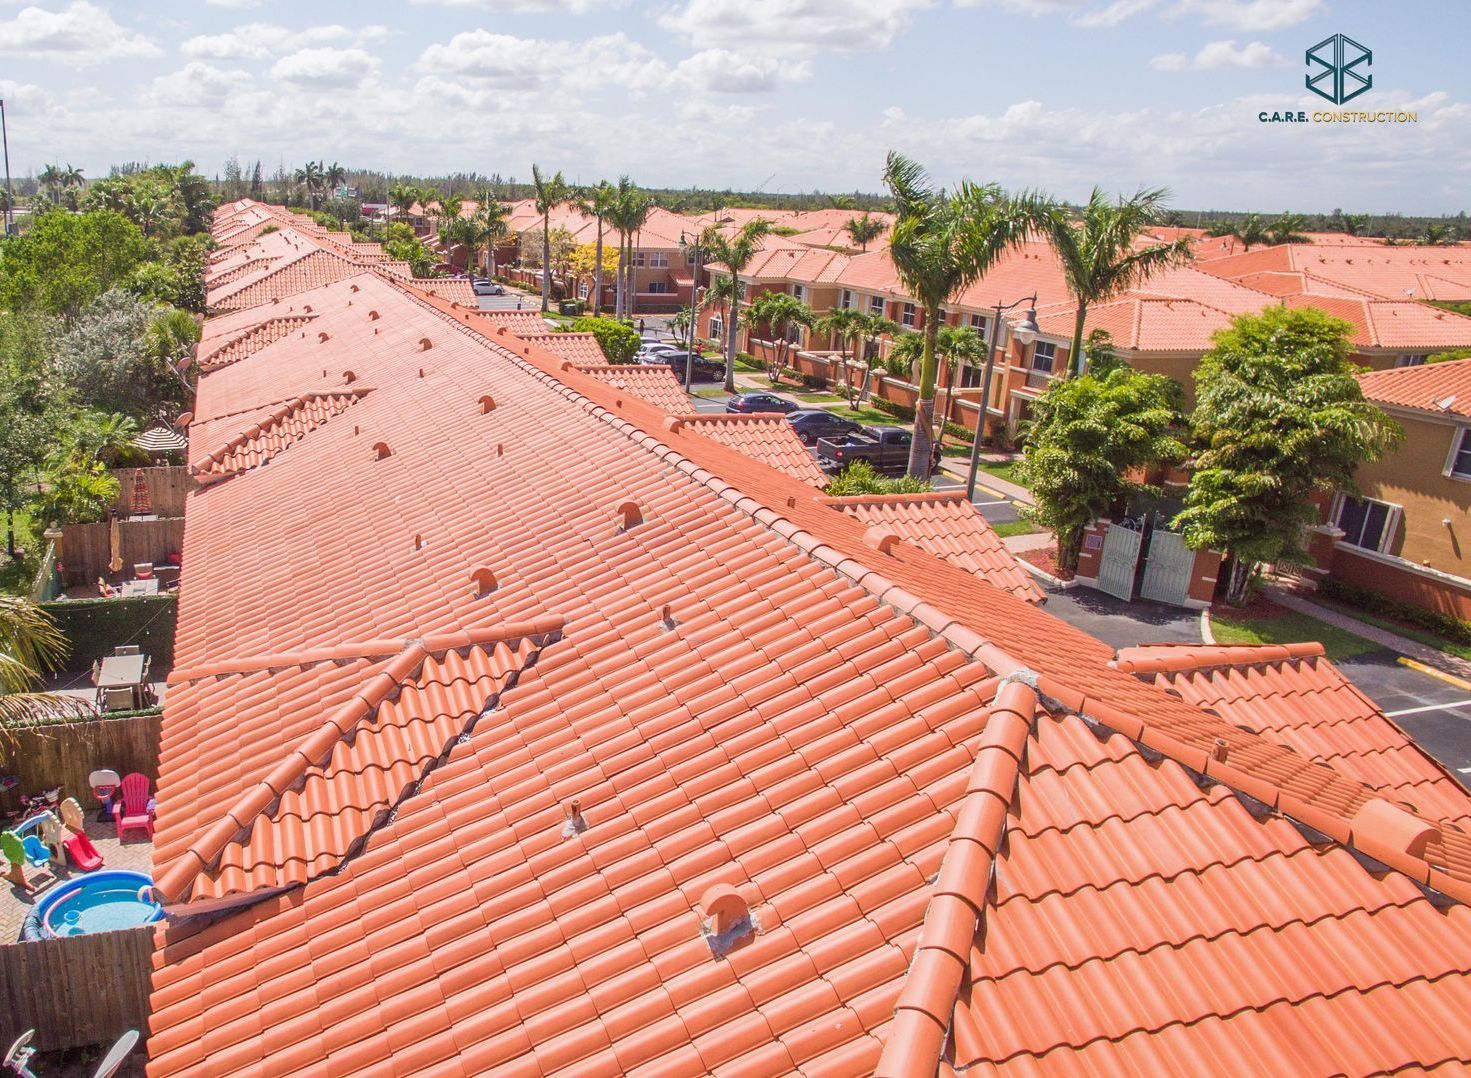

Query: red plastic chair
[112,773,154,841]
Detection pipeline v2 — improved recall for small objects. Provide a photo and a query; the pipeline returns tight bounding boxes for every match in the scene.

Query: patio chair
[112,773,154,841]
[114,645,141,656]
[102,687,136,713]
[133,563,154,580]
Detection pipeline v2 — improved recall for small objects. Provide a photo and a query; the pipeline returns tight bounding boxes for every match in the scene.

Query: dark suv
[787,410,863,446]
[654,352,725,383]
[726,392,800,415]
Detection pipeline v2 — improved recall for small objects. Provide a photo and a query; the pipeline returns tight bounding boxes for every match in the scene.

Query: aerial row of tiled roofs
[144,200,1471,1076]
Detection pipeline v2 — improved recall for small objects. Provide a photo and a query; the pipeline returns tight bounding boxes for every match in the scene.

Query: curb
[1017,558,1078,591]
[1200,607,1216,644]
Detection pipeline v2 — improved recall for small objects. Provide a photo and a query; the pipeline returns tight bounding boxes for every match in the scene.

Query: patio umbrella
[108,513,122,574]
[128,469,152,516]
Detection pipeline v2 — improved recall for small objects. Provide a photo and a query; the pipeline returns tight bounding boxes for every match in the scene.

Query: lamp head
[1013,308,1040,345]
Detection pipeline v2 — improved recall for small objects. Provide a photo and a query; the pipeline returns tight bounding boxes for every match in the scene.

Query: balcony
[1025,367,1056,390]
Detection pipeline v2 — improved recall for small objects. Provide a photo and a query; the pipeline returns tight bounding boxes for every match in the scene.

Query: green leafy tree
[381,222,437,277]
[472,192,511,278]
[1175,306,1403,603]
[0,313,63,557]
[745,292,815,385]
[1427,348,1471,365]
[64,412,149,469]
[853,312,900,403]
[32,460,118,526]
[1018,366,1186,572]
[1209,214,1269,251]
[571,316,641,365]
[0,210,151,321]
[0,596,93,735]
[531,164,571,313]
[1421,222,1458,246]
[130,233,212,312]
[697,219,776,392]
[1038,186,1193,379]
[51,291,190,420]
[1338,212,1370,237]
[883,152,1046,477]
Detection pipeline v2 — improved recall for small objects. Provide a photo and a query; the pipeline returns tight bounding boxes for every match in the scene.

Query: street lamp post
[965,295,1039,501]
[678,232,703,390]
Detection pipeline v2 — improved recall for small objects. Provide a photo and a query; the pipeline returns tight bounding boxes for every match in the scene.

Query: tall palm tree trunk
[1067,304,1088,378]
[614,236,626,319]
[907,310,942,479]
[593,219,605,315]
[540,212,552,312]
[724,294,742,394]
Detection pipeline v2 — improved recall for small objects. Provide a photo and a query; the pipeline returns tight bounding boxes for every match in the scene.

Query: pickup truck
[816,425,932,477]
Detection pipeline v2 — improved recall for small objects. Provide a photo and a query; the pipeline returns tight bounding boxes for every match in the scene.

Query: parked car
[726,392,800,415]
[656,352,724,383]
[787,409,864,447]
[639,342,680,357]
[471,279,505,296]
[817,425,931,476]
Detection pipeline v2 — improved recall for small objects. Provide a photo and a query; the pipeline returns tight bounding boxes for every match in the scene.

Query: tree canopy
[1175,306,1402,602]
[0,210,151,320]
[571,316,640,365]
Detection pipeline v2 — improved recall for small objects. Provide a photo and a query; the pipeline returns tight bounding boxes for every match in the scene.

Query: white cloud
[269,47,379,90]
[417,30,666,99]
[142,62,254,107]
[0,1,161,65]
[408,0,613,9]
[1150,39,1284,72]
[659,0,934,55]
[669,49,811,94]
[205,0,263,7]
[1072,0,1160,27]
[1173,0,1324,32]
[182,22,386,62]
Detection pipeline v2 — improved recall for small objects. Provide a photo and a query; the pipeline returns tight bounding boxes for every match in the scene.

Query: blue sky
[0,0,1464,213]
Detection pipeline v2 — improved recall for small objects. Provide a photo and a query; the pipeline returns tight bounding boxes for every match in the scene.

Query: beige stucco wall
[1355,411,1471,574]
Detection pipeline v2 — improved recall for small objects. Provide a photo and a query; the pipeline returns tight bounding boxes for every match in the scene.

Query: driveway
[1040,585,1204,650]
[1334,652,1471,775]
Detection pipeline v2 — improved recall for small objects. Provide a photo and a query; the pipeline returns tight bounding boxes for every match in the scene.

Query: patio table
[94,654,146,690]
[119,578,160,597]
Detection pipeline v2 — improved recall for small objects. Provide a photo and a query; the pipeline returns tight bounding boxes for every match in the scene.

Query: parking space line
[1397,657,1471,693]
[1385,699,1471,718]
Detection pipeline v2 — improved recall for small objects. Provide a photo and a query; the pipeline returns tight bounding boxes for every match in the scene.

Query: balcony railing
[1025,367,1056,390]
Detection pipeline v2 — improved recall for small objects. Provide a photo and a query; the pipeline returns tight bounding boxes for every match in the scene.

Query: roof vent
[350,284,359,293]
[469,567,497,596]
[497,444,504,457]
[372,441,391,460]
[318,331,330,343]
[419,337,433,351]
[343,370,357,384]
[864,525,901,555]
[304,305,313,313]
[699,884,756,955]
[1352,797,1441,859]
[418,368,425,378]
[413,534,423,550]
[660,604,678,631]
[561,800,588,839]
[479,395,496,414]
[1212,738,1228,762]
[368,310,380,321]
[618,502,643,531]
[786,496,796,508]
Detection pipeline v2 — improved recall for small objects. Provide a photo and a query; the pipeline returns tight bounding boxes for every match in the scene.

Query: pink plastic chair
[112,773,154,841]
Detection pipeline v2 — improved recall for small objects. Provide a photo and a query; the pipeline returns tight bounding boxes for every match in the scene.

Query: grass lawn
[689,388,729,400]
[828,405,897,426]
[1211,603,1379,662]
[940,441,975,458]
[1313,595,1471,662]
[993,520,1041,539]
[976,459,1026,487]
[794,391,846,403]
[0,510,42,596]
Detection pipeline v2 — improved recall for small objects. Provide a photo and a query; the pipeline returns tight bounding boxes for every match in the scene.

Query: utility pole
[0,100,14,237]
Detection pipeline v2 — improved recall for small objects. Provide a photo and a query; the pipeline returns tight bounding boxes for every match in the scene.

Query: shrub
[1316,576,1471,645]
[571,316,640,365]
[823,460,931,496]
[41,593,177,671]
[870,397,916,423]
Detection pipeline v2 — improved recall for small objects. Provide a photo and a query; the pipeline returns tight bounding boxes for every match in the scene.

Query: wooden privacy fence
[110,466,194,518]
[0,926,155,1051]
[57,518,184,587]
[0,713,161,818]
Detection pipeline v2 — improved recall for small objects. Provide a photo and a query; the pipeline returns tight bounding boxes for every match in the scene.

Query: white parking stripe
[1385,699,1471,718]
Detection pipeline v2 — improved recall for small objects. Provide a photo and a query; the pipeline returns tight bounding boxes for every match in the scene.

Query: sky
[0,0,1465,214]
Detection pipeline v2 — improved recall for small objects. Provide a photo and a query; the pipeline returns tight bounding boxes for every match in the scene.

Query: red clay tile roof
[195,315,316,372]
[190,390,369,482]
[573,363,690,415]
[1115,642,1471,827]
[144,201,1471,1077]
[672,413,829,486]
[1197,243,1471,302]
[210,248,365,310]
[825,492,1043,603]
[1359,357,1471,417]
[1283,295,1471,350]
[511,331,606,366]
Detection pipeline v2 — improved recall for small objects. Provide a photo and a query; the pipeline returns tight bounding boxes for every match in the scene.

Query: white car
[639,343,680,357]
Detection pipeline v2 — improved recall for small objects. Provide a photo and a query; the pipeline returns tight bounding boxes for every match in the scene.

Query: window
[633,252,646,267]
[869,295,884,316]
[1450,428,1471,478]
[969,313,990,338]
[577,283,588,300]
[959,365,986,389]
[709,316,724,340]
[840,289,854,310]
[901,303,917,328]
[1396,354,1427,368]
[1333,494,1400,552]
[649,252,669,268]
[1032,341,1057,373]
[646,281,670,294]
[791,283,805,301]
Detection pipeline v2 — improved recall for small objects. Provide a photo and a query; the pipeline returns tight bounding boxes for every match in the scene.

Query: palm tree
[573,181,617,314]
[1,596,94,736]
[387,182,418,228]
[883,152,1047,478]
[697,219,776,393]
[1267,212,1309,246]
[1421,222,1457,246]
[531,164,570,312]
[1039,186,1194,380]
[845,213,884,252]
[148,308,202,393]
[68,412,142,468]
[37,165,64,205]
[323,162,347,196]
[294,161,326,210]
[1210,214,1269,252]
[746,292,815,385]
[854,311,899,404]
[472,192,510,278]
[935,325,986,446]
[816,307,868,403]
[610,178,652,320]
[1338,212,1370,237]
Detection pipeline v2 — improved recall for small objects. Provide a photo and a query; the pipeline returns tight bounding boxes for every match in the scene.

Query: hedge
[1316,576,1471,646]
[40,594,178,672]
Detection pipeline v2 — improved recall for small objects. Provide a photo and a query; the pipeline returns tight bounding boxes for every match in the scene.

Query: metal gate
[1096,523,1144,600]
[1140,530,1193,606]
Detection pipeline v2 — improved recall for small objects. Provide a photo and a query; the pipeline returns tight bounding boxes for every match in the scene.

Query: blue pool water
[37,870,163,938]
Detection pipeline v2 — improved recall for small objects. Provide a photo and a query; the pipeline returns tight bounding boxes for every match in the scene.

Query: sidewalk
[1002,530,1053,553]
[1264,583,1471,682]
[936,456,1033,506]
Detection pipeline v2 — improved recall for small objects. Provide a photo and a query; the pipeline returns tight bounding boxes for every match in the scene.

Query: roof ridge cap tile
[819,491,968,507]
[876,678,1039,1078]
[1112,641,1324,674]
